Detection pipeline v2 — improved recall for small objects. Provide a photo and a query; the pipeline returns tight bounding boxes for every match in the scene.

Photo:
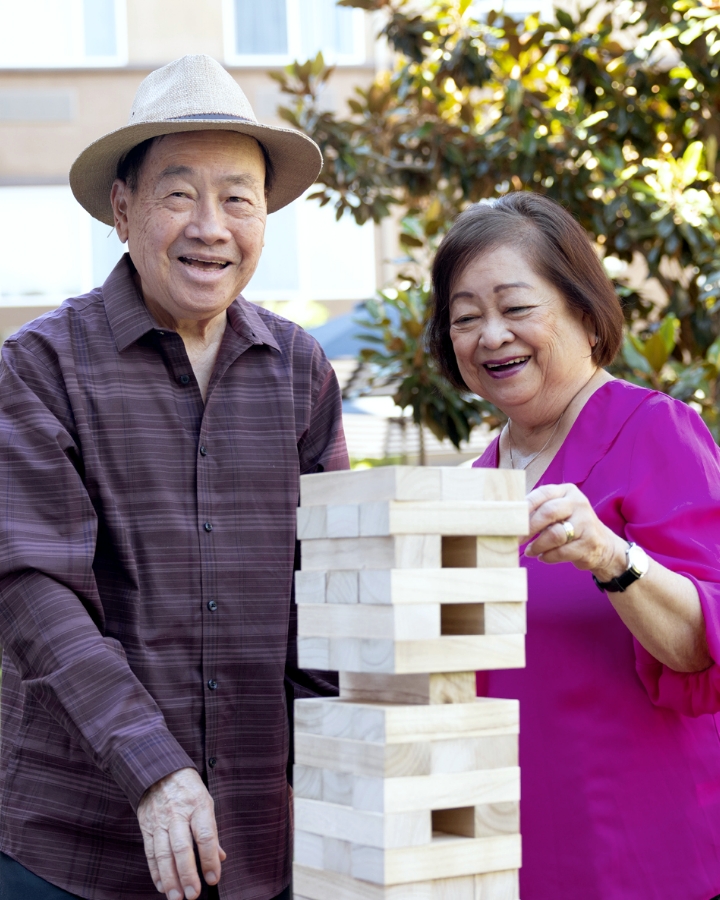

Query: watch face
[627,543,650,577]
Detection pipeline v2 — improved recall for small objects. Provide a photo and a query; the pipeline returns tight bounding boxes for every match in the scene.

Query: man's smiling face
[110,130,267,327]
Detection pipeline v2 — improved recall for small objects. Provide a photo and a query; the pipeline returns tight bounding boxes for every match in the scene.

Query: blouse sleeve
[621,393,720,716]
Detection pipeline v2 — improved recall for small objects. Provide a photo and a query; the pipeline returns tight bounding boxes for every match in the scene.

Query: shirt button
[203,522,213,532]
[199,445,207,456]
[208,679,218,690]
[208,757,217,768]
[207,600,218,612]
[179,374,190,385]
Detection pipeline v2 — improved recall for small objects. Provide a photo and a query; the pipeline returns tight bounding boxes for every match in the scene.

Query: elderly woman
[428,192,720,899]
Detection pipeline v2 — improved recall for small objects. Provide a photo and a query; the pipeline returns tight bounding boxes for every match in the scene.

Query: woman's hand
[524,482,711,673]
[525,483,627,581]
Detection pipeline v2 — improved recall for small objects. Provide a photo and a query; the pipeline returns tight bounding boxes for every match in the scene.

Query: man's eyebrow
[493,282,532,292]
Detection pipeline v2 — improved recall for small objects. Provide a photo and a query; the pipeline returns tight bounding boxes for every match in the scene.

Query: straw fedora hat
[69,54,323,226]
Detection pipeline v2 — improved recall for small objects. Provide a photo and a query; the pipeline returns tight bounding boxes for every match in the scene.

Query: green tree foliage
[272,0,720,443]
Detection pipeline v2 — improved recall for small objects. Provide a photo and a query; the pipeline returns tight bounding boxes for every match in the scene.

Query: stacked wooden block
[293,466,528,900]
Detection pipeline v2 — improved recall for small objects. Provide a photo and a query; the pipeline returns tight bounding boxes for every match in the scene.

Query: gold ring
[561,519,575,544]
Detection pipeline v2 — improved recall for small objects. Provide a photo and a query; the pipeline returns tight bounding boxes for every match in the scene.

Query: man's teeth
[179,256,229,269]
[485,357,529,370]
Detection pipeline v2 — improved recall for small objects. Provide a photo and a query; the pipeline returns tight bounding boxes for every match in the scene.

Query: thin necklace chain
[505,374,598,471]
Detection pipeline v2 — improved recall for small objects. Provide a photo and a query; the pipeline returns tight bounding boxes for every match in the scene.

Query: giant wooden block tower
[293,466,528,900]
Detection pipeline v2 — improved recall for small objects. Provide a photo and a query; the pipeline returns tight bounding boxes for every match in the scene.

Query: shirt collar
[103,254,281,354]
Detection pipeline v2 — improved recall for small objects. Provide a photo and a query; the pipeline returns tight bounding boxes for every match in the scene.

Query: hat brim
[69,118,323,225]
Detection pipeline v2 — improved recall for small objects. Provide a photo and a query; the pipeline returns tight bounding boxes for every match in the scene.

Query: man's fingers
[152,827,184,900]
[140,828,163,893]
[191,806,223,886]
[168,818,202,899]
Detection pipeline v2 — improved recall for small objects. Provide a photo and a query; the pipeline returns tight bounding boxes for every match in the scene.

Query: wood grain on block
[297,504,362,540]
[300,466,443,507]
[474,802,520,839]
[438,468,525,503]
[484,602,526,635]
[430,734,518,774]
[324,835,353,875]
[297,636,330,670]
[392,634,525,674]
[301,535,442,571]
[294,863,434,900]
[316,634,524,674]
[322,769,355,806]
[294,764,323,800]
[358,501,528,538]
[327,570,359,604]
[351,833,522,885]
[474,869,520,900]
[295,570,326,605]
[350,766,520,814]
[295,829,325,869]
[297,603,440,641]
[340,672,477,706]
[295,798,431,848]
[442,536,519,569]
[295,732,431,778]
[294,697,519,743]
[358,568,527,606]
[429,874,475,900]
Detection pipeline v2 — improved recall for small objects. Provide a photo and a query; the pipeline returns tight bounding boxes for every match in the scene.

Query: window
[243,190,376,305]
[0,186,124,308]
[0,0,127,68]
[223,0,366,66]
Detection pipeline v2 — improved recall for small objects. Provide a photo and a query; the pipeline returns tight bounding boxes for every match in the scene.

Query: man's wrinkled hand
[138,767,226,900]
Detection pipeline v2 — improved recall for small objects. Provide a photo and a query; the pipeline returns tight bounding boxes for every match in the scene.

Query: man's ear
[110,180,130,244]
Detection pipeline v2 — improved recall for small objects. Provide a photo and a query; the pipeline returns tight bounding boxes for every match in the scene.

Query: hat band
[165,113,258,123]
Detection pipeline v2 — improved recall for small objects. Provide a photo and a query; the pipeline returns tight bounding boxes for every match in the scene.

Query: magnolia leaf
[658,315,680,354]
[643,333,670,373]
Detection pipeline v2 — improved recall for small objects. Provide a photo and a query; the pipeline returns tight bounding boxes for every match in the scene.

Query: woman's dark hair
[116,134,276,196]
[428,192,624,390]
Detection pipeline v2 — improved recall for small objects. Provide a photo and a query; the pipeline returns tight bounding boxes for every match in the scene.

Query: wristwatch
[592,542,650,593]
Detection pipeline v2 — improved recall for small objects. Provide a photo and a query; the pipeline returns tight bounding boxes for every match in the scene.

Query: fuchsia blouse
[474,379,720,899]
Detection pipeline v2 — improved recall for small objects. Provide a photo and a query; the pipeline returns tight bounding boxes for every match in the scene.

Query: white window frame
[0,0,128,69]
[222,0,366,67]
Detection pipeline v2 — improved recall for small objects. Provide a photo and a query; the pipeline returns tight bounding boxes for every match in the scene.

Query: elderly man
[0,56,347,900]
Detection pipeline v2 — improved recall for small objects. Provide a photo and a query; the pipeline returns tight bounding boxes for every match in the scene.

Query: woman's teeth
[485,357,530,371]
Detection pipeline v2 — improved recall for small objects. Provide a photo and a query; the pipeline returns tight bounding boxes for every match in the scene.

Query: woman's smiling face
[449,244,598,424]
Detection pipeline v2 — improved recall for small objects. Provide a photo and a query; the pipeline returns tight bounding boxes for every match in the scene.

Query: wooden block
[296,570,326,604]
[442,536,519,568]
[296,504,361,540]
[299,467,525,507]
[301,466,442,507]
[340,672,477,706]
[295,732,431,778]
[350,766,520,814]
[314,634,524,675]
[294,764,323,800]
[295,798,431,848]
[483,602,526,635]
[473,802,519,839]
[430,734,518,774]
[297,637,330,669]
[297,603,440,641]
[474,869,519,899]
[358,501,528,538]
[322,769,355,806]
[327,570,359,604]
[324,835,353,875]
[351,833,522,885]
[358,568,527,606]
[294,697,520,744]
[295,830,325,868]
[431,874,476,900]
[294,863,433,899]
[301,535,442,571]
